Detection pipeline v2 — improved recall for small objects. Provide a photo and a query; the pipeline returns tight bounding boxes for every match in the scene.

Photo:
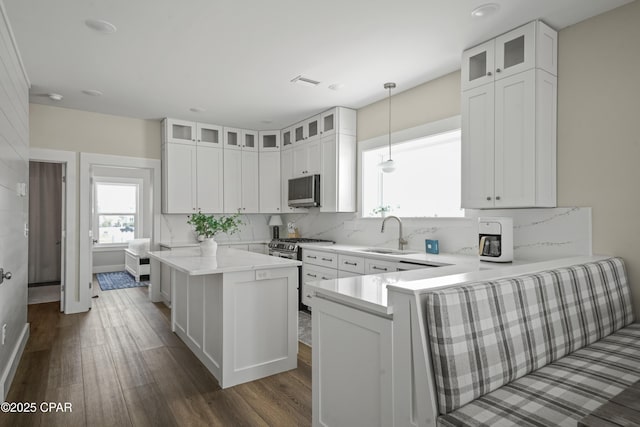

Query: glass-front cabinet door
[461,40,495,91]
[196,123,222,146]
[320,110,336,135]
[494,21,535,81]
[306,115,320,141]
[224,127,242,150]
[259,130,280,152]
[242,130,258,151]
[165,118,196,144]
[294,121,307,143]
[282,127,293,148]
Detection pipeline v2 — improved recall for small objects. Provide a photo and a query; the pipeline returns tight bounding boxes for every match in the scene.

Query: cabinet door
[307,140,322,175]
[241,150,259,213]
[320,109,336,135]
[164,143,196,213]
[196,123,222,146]
[494,70,536,207]
[165,118,196,144]
[280,148,307,213]
[320,136,337,212]
[223,148,242,213]
[259,151,281,213]
[461,40,495,91]
[196,146,224,213]
[494,21,535,81]
[242,129,258,152]
[302,264,337,307]
[294,121,307,143]
[223,127,242,151]
[292,143,308,176]
[259,130,281,152]
[282,127,293,148]
[461,84,495,208]
[306,115,321,142]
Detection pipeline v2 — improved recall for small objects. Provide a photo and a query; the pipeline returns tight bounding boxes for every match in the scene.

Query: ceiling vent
[290,75,321,87]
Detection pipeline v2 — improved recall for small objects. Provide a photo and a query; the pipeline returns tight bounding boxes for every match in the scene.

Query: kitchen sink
[361,248,418,255]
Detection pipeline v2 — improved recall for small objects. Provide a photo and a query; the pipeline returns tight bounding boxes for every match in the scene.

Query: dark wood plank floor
[1,281,312,427]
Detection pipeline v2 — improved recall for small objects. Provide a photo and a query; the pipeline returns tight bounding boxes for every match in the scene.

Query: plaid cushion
[426,257,634,414]
[438,323,640,427]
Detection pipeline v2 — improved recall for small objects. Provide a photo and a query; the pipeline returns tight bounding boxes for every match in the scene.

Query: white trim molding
[0,324,29,400]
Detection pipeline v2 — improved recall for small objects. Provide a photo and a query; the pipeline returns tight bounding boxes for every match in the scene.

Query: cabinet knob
[496,68,501,73]
[487,71,492,76]
[192,139,195,142]
[496,196,501,201]
[486,196,492,201]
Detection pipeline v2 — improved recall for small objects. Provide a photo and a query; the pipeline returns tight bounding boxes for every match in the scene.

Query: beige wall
[357,71,461,141]
[30,104,161,159]
[557,0,640,318]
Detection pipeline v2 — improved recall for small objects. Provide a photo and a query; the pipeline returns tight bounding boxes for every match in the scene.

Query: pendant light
[380,82,396,173]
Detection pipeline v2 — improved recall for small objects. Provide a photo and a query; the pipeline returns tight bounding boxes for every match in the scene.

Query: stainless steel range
[268,237,334,311]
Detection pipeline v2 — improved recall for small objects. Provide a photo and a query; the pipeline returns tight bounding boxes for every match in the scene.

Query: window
[362,129,463,218]
[93,180,140,245]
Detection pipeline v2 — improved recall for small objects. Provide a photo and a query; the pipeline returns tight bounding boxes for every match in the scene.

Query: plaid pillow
[426,257,634,414]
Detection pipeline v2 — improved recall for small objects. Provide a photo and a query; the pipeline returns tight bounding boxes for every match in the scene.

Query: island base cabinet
[312,297,393,427]
[171,267,298,388]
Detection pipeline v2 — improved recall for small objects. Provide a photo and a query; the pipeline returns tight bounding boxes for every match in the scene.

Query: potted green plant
[187,211,244,256]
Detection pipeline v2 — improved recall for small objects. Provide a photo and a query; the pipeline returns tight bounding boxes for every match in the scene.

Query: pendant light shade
[381,82,396,173]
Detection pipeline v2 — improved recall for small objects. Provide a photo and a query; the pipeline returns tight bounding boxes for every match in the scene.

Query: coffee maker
[478,217,513,263]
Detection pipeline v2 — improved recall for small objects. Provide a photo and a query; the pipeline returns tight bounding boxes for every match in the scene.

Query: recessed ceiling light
[85,19,117,34]
[471,3,500,18]
[48,93,63,101]
[82,89,103,96]
[291,75,321,87]
[190,107,206,113]
[328,83,345,91]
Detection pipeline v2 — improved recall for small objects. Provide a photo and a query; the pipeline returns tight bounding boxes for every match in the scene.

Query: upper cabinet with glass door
[259,130,281,152]
[242,130,258,152]
[282,126,293,149]
[320,107,357,136]
[461,20,557,91]
[223,127,242,150]
[164,118,197,144]
[196,123,222,147]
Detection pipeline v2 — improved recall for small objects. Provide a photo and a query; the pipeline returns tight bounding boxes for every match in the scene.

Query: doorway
[27,161,64,307]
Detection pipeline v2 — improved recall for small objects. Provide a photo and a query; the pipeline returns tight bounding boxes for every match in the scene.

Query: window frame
[92,176,143,248]
[358,116,465,219]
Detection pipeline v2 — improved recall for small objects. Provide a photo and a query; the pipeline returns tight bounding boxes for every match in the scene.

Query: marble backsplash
[160,213,272,244]
[283,207,593,261]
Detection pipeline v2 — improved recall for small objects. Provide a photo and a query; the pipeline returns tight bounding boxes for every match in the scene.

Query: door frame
[79,153,161,312]
[29,148,77,313]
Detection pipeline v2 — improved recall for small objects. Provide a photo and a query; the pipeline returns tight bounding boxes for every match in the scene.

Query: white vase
[200,238,218,257]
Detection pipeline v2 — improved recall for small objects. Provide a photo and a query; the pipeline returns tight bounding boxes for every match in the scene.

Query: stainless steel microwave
[288,175,320,207]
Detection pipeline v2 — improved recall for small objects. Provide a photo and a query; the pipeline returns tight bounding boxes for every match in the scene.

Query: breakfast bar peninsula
[148,247,301,388]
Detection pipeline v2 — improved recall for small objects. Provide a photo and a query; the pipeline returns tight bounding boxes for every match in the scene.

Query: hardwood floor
[2,282,312,427]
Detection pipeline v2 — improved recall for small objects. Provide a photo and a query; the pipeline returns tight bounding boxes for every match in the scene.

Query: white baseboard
[1,323,30,401]
[93,264,125,274]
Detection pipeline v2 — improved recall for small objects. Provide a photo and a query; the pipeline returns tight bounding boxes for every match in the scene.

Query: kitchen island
[148,247,301,388]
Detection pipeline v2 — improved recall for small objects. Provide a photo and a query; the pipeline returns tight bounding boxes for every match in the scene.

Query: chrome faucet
[381,215,408,250]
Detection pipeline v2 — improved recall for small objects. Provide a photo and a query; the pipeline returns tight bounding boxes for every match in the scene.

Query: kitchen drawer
[302,249,338,269]
[338,254,365,274]
[302,264,338,307]
[364,258,397,275]
[338,270,360,279]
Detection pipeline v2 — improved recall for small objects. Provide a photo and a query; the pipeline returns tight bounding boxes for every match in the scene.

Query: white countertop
[159,240,269,249]
[149,247,301,275]
[304,243,607,315]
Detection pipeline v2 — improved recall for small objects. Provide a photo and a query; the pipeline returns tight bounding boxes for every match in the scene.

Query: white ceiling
[4,0,633,130]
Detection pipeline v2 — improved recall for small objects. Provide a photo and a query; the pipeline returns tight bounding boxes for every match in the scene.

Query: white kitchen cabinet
[365,258,397,275]
[280,148,307,213]
[313,297,393,427]
[338,254,365,275]
[196,145,224,212]
[292,139,321,176]
[223,127,242,150]
[462,68,557,208]
[242,150,259,212]
[223,148,242,212]
[461,21,557,209]
[259,151,281,213]
[282,127,294,149]
[302,264,337,307]
[320,133,356,213]
[306,114,321,142]
[242,129,258,151]
[320,107,357,136]
[293,121,307,143]
[461,20,557,91]
[197,123,223,146]
[162,142,196,213]
[259,130,281,152]
[165,118,197,144]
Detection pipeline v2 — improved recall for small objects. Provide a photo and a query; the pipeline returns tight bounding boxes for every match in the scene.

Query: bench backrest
[425,257,634,414]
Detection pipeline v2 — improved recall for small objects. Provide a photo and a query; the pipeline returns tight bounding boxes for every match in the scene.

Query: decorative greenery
[371,205,392,216]
[187,211,244,239]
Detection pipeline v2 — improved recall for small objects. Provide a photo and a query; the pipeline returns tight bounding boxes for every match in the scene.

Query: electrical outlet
[2,324,6,345]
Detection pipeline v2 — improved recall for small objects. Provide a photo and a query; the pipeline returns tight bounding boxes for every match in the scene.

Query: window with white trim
[93,179,141,245]
[362,129,463,218]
